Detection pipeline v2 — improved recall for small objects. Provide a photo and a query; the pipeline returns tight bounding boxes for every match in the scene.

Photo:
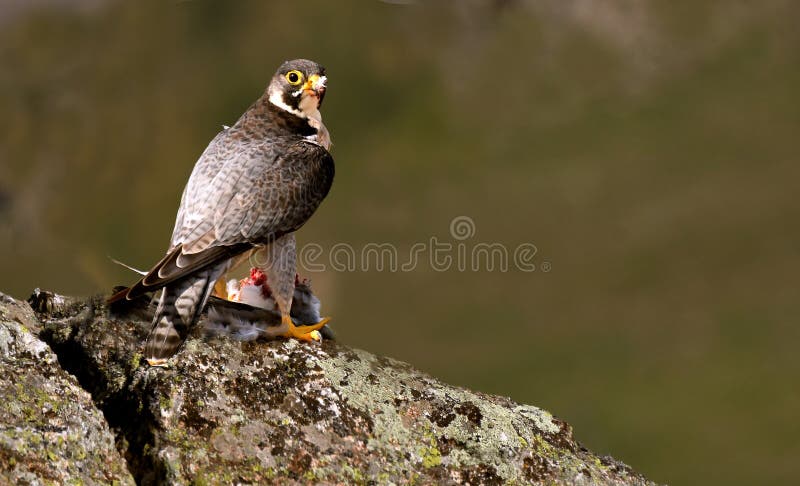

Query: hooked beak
[303,74,327,106]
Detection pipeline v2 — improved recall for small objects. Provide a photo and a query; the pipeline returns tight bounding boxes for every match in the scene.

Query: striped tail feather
[144,263,226,365]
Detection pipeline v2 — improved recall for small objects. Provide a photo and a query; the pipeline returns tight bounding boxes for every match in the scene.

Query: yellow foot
[281,315,330,342]
[212,277,228,299]
[146,357,170,368]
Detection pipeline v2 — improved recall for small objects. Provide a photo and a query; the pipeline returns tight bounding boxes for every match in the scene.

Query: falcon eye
[285,70,303,85]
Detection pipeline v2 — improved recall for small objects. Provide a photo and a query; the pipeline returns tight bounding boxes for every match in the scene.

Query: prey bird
[204,269,332,342]
[109,59,335,366]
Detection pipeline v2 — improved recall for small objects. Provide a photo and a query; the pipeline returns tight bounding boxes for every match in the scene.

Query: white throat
[268,87,331,150]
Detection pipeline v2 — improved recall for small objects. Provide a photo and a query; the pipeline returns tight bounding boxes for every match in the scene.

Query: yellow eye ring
[285,70,303,85]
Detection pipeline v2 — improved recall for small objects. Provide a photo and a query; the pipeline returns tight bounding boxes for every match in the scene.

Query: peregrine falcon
[109,59,334,366]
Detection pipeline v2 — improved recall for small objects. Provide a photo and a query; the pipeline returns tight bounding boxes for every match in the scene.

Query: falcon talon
[280,315,330,342]
[108,59,335,363]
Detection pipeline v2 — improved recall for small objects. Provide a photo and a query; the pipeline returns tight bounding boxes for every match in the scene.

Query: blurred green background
[1,1,798,484]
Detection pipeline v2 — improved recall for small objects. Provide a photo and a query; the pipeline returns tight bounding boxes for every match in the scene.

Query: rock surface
[0,292,134,485]
[0,290,657,485]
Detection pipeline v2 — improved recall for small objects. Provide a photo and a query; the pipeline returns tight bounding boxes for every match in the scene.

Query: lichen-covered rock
[23,290,657,486]
[0,292,134,485]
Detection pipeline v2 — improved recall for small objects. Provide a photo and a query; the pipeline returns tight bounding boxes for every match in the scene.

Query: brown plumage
[109,59,334,365]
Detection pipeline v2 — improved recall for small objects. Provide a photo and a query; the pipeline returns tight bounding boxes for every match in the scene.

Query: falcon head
[268,59,327,120]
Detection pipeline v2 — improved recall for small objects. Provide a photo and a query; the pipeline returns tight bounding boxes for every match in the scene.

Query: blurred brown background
[1,1,798,484]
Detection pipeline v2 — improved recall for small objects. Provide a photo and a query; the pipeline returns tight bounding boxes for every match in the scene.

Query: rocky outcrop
[0,290,656,485]
[0,292,134,485]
